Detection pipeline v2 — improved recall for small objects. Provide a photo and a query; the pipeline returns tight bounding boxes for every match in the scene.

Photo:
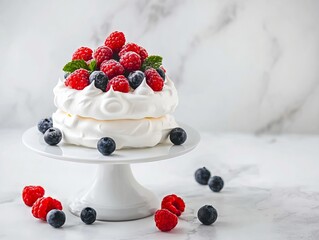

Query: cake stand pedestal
[22,124,200,221]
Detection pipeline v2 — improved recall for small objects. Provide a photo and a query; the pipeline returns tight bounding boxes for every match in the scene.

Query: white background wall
[1,0,319,133]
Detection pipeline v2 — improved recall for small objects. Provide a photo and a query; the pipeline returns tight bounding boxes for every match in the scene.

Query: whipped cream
[52,109,178,149]
[53,76,178,120]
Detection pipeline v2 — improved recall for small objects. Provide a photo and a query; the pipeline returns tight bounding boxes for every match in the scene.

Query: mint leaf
[88,60,97,72]
[142,55,163,71]
[63,60,89,72]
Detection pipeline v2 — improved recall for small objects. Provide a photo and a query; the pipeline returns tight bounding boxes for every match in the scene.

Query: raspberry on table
[100,59,125,79]
[22,186,45,207]
[65,69,90,90]
[119,51,141,72]
[72,47,93,61]
[32,197,63,221]
[93,46,113,66]
[161,194,185,217]
[106,75,130,93]
[145,68,164,91]
[104,31,126,53]
[154,209,178,232]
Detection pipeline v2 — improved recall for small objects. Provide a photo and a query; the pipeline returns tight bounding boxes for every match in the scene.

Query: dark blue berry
[80,207,96,224]
[97,137,116,156]
[195,167,211,185]
[156,68,165,80]
[37,118,53,134]
[197,205,218,225]
[208,176,224,192]
[64,72,70,79]
[169,127,187,145]
[128,70,145,89]
[44,127,62,146]
[89,71,108,92]
[47,209,66,228]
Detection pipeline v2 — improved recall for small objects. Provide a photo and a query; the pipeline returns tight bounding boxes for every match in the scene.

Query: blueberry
[47,209,66,228]
[64,72,70,79]
[169,127,187,145]
[128,70,145,89]
[80,207,96,224]
[44,127,62,146]
[37,118,53,134]
[89,71,108,92]
[97,137,116,156]
[208,176,224,192]
[197,205,218,225]
[156,68,165,80]
[195,167,211,185]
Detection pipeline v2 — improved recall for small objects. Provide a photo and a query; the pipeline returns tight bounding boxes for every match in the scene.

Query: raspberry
[154,209,178,232]
[161,194,185,217]
[119,43,148,62]
[106,75,130,93]
[119,51,141,72]
[32,197,63,221]
[72,47,93,61]
[100,59,125,79]
[93,46,113,66]
[65,69,90,90]
[22,186,45,207]
[104,31,126,53]
[145,68,164,91]
[139,46,148,62]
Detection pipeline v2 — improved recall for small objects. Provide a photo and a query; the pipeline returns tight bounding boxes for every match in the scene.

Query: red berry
[65,69,90,90]
[72,47,93,61]
[145,68,164,91]
[119,43,140,57]
[22,186,45,207]
[139,46,148,62]
[161,194,185,217]
[104,31,126,53]
[154,209,178,232]
[100,59,125,79]
[32,197,62,221]
[106,75,130,93]
[119,51,141,72]
[93,46,113,66]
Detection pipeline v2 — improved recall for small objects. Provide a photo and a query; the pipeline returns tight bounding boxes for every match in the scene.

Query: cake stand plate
[22,124,200,221]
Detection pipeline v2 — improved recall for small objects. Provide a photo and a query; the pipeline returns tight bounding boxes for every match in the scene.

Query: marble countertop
[1,129,319,240]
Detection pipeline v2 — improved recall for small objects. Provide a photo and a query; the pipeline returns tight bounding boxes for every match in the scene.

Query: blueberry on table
[44,127,62,146]
[37,118,53,134]
[197,205,218,225]
[128,70,145,89]
[208,176,224,192]
[80,207,97,224]
[89,71,108,92]
[47,209,66,228]
[97,137,116,156]
[195,167,211,185]
[169,127,187,145]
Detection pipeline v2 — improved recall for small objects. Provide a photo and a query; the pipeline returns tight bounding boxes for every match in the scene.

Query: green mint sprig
[141,55,163,71]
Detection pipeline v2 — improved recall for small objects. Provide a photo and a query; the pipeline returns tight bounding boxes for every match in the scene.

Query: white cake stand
[22,124,200,221]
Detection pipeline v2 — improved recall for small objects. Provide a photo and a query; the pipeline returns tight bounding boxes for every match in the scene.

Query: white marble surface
[1,129,319,239]
[1,0,319,133]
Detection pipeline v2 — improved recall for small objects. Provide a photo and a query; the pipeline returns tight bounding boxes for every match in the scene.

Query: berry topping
[145,68,164,91]
[93,46,113,66]
[106,75,130,93]
[154,209,178,232]
[72,47,93,61]
[156,68,165,80]
[127,70,144,89]
[22,186,45,207]
[104,31,126,53]
[119,51,141,72]
[208,176,224,192]
[89,71,108,92]
[64,72,70,79]
[161,194,185,217]
[195,167,211,185]
[80,207,97,224]
[197,205,218,225]
[37,118,53,134]
[44,127,62,146]
[65,69,90,90]
[97,137,116,156]
[32,197,63,221]
[139,46,148,62]
[169,127,187,145]
[100,59,125,79]
[119,43,140,57]
[47,210,66,228]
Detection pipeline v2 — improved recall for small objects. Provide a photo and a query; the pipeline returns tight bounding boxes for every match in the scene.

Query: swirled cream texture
[53,76,178,120]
